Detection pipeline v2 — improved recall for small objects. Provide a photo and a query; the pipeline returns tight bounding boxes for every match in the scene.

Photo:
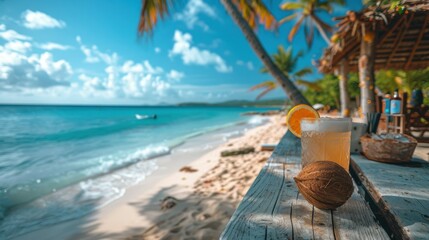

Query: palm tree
[138,0,310,105]
[250,46,313,100]
[280,0,351,115]
[280,0,345,47]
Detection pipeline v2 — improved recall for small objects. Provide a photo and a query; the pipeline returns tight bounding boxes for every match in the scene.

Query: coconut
[294,161,354,210]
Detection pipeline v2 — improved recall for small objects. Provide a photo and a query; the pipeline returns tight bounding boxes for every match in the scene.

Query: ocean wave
[222,130,244,141]
[0,145,169,220]
[0,153,159,239]
[247,116,270,126]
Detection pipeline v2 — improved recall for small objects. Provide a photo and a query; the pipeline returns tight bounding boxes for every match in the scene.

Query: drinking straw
[366,113,372,134]
[372,113,381,134]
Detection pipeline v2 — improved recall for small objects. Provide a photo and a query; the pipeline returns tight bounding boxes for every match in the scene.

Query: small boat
[135,114,157,120]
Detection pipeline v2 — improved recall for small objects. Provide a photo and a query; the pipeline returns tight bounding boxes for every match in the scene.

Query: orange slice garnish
[286,104,320,138]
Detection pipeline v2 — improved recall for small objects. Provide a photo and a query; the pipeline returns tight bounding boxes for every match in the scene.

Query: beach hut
[318,0,429,119]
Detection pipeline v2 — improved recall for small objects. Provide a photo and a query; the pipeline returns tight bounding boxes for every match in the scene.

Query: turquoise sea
[0,105,276,239]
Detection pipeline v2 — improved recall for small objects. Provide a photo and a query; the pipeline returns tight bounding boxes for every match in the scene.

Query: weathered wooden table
[221,131,429,240]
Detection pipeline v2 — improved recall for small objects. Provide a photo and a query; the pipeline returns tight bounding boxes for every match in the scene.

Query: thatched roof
[319,0,429,73]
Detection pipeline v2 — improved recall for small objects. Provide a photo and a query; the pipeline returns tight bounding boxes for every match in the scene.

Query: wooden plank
[267,165,336,240]
[386,13,416,68]
[313,207,335,240]
[334,184,390,240]
[404,15,429,69]
[378,16,405,46]
[351,154,429,240]
[220,131,300,240]
[221,131,391,239]
[291,189,314,239]
[266,165,297,239]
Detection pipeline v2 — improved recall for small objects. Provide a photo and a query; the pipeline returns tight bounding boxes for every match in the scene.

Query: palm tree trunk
[359,38,376,118]
[220,0,309,105]
[337,59,351,117]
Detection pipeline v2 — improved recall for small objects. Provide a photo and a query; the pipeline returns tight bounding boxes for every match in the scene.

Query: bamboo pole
[336,59,351,117]
[359,31,376,118]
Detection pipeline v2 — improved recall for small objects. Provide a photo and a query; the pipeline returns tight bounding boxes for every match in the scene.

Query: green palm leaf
[279,13,298,25]
[249,80,277,100]
[296,79,322,91]
[280,2,305,10]
[295,68,313,77]
[249,80,277,91]
[252,45,313,100]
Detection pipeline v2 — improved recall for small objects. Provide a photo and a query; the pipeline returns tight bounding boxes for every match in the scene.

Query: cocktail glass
[301,118,352,172]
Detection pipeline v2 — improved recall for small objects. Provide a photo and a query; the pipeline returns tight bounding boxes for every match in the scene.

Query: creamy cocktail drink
[301,118,352,172]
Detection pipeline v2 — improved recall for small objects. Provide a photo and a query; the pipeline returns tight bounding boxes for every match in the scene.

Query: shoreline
[13,114,282,240]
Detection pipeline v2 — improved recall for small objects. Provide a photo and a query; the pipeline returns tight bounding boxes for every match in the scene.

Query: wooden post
[336,59,351,117]
[358,32,376,119]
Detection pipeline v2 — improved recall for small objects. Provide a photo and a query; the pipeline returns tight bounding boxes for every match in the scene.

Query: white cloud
[76,36,118,65]
[167,70,184,82]
[78,74,104,95]
[28,52,73,79]
[155,47,161,53]
[0,29,31,41]
[0,47,73,89]
[236,60,254,71]
[0,48,26,66]
[143,60,163,74]
[0,24,5,31]
[22,10,66,29]
[170,30,232,73]
[38,42,71,50]
[0,33,182,103]
[118,60,168,97]
[68,38,172,99]
[5,41,32,53]
[174,0,216,31]
[81,45,100,63]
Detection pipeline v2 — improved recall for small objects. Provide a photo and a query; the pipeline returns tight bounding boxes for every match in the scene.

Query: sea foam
[0,146,164,239]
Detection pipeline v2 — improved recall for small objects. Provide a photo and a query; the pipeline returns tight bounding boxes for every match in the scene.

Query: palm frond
[310,14,331,43]
[280,2,305,10]
[251,0,276,29]
[249,80,277,91]
[328,0,346,6]
[249,80,277,100]
[280,0,337,48]
[138,0,174,36]
[232,0,276,30]
[294,67,313,77]
[288,15,304,42]
[296,79,322,91]
[317,2,332,13]
[304,19,314,48]
[256,87,275,100]
[311,14,333,32]
[279,13,298,25]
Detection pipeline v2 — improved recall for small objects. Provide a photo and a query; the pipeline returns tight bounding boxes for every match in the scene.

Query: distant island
[177,98,288,107]
[0,99,289,107]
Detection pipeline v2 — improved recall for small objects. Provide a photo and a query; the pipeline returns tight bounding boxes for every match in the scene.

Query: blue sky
[0,0,362,105]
